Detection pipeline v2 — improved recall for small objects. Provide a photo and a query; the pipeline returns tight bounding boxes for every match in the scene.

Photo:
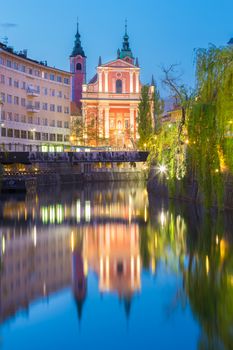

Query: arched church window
[116,79,123,94]
[76,63,82,71]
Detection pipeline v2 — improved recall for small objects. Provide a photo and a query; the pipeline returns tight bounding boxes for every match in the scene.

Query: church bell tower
[70,20,86,109]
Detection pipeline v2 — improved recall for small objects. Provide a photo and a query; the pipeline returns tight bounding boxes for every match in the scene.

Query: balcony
[81,91,140,101]
[26,88,39,97]
[27,105,40,113]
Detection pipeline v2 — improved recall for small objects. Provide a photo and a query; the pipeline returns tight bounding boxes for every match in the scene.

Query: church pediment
[102,58,136,68]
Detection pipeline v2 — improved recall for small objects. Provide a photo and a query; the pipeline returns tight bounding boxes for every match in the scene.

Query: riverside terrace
[0,151,149,165]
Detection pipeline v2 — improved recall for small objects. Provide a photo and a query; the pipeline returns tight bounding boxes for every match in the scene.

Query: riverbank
[147,168,233,210]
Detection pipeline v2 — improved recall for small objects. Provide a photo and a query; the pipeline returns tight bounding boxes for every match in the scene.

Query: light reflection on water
[0,182,233,350]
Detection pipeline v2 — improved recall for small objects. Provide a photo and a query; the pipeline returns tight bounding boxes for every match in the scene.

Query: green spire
[119,20,133,59]
[71,20,86,57]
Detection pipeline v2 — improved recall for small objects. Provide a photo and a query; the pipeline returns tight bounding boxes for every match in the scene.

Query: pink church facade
[70,23,154,148]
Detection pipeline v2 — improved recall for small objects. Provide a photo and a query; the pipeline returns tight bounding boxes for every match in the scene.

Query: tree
[153,81,164,134]
[137,85,153,149]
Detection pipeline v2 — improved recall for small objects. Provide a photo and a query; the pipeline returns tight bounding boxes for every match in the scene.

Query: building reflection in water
[0,184,145,322]
[1,184,233,349]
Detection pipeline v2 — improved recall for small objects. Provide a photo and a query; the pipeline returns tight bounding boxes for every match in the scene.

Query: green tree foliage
[153,82,164,133]
[188,45,233,207]
[137,85,153,149]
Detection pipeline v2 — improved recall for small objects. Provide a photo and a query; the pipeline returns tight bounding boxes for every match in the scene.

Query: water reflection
[0,183,233,349]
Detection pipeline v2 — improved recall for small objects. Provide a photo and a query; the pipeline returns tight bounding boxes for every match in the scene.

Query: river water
[0,182,233,350]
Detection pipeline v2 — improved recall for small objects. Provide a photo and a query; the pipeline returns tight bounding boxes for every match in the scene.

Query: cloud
[0,23,18,28]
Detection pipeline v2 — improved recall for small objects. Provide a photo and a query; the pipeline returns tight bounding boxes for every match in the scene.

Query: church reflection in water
[0,184,147,322]
[1,183,233,349]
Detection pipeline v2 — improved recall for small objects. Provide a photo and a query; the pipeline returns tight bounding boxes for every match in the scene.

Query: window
[49,133,56,141]
[42,133,48,141]
[21,130,27,139]
[35,132,41,140]
[35,70,40,77]
[28,131,34,140]
[64,135,69,142]
[57,106,62,113]
[8,112,13,121]
[21,65,26,73]
[42,103,48,110]
[1,128,6,137]
[76,63,82,71]
[64,77,69,85]
[14,80,19,88]
[21,115,26,123]
[57,76,62,82]
[58,91,62,98]
[6,60,12,68]
[51,89,55,97]
[21,81,26,89]
[116,79,122,93]
[7,129,13,137]
[14,62,19,70]
[50,74,55,81]
[14,129,20,138]
[42,118,48,126]
[28,116,33,124]
[125,119,129,129]
[14,96,19,105]
[1,92,5,102]
[21,98,26,107]
[57,120,62,127]
[1,111,5,120]
[64,121,69,128]
[43,87,48,95]
[57,134,63,142]
[0,75,5,84]
[64,106,69,114]
[29,68,33,75]
[8,77,12,86]
[7,95,12,104]
[35,101,40,110]
[0,57,4,65]
[14,114,19,122]
[50,104,55,112]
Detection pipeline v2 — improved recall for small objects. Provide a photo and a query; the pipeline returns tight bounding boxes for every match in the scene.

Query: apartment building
[0,42,71,152]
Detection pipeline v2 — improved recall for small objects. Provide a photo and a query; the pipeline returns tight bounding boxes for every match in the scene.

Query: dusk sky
[1,0,232,95]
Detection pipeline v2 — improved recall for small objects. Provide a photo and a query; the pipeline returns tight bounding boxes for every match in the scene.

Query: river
[0,182,233,350]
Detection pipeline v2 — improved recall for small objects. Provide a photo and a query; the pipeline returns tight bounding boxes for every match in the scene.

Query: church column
[105,70,108,93]
[136,72,140,93]
[130,71,133,93]
[104,106,110,139]
[99,69,103,93]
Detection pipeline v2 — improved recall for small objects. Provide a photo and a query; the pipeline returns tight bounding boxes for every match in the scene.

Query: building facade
[71,23,154,148]
[0,43,71,152]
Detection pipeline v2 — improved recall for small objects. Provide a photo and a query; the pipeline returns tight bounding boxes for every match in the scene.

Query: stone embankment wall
[147,169,233,210]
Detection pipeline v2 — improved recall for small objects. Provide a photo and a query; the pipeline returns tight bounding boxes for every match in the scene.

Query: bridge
[0,151,149,165]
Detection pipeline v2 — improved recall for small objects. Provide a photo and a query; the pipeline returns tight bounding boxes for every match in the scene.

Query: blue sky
[0,0,232,95]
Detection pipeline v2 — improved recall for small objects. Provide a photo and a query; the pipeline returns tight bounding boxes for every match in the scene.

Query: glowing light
[216,235,219,245]
[84,258,88,277]
[144,204,148,223]
[185,139,189,145]
[206,256,209,274]
[76,200,81,223]
[160,211,166,227]
[220,239,228,260]
[151,259,156,274]
[85,201,91,222]
[156,163,167,176]
[2,235,5,255]
[71,231,74,252]
[33,226,37,247]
